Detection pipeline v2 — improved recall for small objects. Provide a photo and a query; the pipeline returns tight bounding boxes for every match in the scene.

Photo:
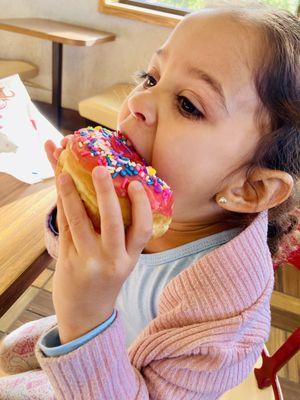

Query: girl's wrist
[57,310,115,344]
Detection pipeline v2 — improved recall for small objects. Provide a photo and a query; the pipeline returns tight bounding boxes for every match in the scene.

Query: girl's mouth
[118,129,151,166]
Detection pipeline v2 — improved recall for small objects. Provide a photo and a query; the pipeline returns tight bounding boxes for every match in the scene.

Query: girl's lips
[119,128,172,190]
[118,129,150,165]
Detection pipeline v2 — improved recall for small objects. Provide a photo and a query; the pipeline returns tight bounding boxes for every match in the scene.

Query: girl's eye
[134,70,204,120]
[176,96,204,120]
[134,70,156,88]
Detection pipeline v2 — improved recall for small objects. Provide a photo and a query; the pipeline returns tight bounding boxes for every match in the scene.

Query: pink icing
[69,126,174,217]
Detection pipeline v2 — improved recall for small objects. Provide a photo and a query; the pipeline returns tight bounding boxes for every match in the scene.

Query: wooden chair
[78,82,135,130]
[0,60,38,81]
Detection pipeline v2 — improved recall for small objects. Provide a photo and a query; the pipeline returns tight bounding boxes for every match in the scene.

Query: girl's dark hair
[201,3,300,257]
[248,5,300,257]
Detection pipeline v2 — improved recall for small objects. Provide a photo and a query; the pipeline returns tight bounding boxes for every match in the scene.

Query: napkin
[0,74,64,184]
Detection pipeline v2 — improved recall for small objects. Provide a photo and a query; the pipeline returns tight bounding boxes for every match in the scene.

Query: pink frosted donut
[56,126,174,239]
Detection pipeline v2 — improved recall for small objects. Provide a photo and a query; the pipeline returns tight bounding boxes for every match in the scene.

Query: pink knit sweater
[35,208,274,399]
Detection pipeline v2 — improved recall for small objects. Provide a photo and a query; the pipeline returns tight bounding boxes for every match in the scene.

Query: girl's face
[118,11,263,223]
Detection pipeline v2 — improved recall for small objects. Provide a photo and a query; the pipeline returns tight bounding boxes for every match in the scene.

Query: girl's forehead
[158,13,261,112]
[167,13,257,67]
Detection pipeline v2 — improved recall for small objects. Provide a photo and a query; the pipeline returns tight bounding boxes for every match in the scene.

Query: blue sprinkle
[112,172,119,178]
[126,169,133,176]
[133,170,138,175]
[120,170,127,176]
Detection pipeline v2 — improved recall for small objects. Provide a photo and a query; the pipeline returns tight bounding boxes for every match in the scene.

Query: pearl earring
[218,196,227,204]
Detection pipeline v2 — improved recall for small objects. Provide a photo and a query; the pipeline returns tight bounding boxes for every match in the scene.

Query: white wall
[0,0,172,110]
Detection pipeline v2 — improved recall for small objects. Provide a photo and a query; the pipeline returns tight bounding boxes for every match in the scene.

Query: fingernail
[132,180,143,191]
[94,166,108,177]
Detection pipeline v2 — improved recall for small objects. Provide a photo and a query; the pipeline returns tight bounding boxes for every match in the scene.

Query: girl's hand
[44,136,72,172]
[54,167,152,344]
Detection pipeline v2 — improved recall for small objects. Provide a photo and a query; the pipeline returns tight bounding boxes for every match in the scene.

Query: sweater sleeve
[44,205,59,260]
[39,310,116,357]
[35,305,267,400]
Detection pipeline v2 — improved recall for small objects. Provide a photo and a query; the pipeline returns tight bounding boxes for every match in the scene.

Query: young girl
[0,3,299,399]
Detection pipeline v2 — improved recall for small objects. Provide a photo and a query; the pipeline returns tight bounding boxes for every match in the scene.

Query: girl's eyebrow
[155,48,229,115]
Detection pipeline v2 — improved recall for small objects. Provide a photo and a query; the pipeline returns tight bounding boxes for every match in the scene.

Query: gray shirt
[116,226,243,348]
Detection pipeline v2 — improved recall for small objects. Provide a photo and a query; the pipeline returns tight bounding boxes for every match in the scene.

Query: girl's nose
[128,92,157,127]
[133,112,146,121]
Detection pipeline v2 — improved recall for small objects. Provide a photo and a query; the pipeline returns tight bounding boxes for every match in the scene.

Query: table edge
[0,20,116,46]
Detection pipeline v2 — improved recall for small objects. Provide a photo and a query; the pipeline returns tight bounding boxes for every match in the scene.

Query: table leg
[52,42,63,128]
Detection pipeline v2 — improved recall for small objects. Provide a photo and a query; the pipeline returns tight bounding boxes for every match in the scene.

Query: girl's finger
[60,134,73,148]
[44,140,58,172]
[92,166,125,252]
[57,172,95,254]
[54,147,63,161]
[56,194,72,256]
[126,180,153,258]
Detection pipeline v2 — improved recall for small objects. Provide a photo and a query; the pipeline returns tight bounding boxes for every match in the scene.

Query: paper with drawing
[0,74,63,184]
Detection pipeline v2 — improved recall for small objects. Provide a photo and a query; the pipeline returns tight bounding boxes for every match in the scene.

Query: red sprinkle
[121,178,129,189]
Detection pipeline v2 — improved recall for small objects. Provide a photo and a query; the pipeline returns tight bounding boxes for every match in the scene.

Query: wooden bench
[78,82,135,130]
[0,60,38,80]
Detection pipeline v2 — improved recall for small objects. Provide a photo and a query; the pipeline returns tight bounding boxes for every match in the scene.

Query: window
[120,0,298,14]
[99,0,299,26]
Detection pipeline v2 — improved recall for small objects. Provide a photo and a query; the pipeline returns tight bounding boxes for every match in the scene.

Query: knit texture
[35,207,274,399]
[0,315,57,375]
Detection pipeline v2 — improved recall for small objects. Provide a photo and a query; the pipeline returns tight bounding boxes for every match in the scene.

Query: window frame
[99,0,300,27]
[98,0,183,27]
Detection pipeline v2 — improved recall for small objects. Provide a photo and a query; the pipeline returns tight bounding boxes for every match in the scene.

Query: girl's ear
[217,167,294,213]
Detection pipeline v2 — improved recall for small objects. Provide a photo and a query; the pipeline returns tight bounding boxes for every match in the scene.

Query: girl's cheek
[151,149,177,188]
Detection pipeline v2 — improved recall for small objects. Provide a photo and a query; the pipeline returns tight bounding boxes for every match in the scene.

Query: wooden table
[0,18,116,128]
[0,173,57,317]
